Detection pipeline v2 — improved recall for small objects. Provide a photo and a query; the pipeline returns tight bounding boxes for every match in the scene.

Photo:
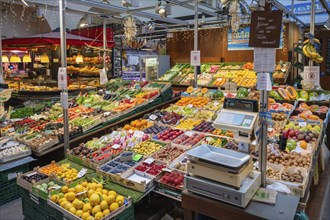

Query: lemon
[89,183,97,190]
[69,207,76,214]
[50,195,59,203]
[102,189,108,195]
[82,181,88,187]
[115,195,124,206]
[103,209,110,216]
[94,212,104,220]
[75,184,84,193]
[89,193,101,206]
[102,194,108,200]
[64,202,73,211]
[76,210,83,217]
[65,192,76,202]
[73,199,84,210]
[81,212,90,220]
[62,186,69,193]
[95,183,103,189]
[100,200,108,210]
[68,188,75,193]
[95,188,103,193]
[83,203,92,214]
[92,205,101,215]
[108,190,117,197]
[60,201,68,208]
[87,216,94,220]
[109,203,119,212]
[58,198,67,205]
[105,195,115,204]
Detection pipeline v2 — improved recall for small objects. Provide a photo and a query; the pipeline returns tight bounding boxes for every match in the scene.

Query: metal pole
[259,89,268,187]
[0,8,4,84]
[193,1,198,88]
[103,18,107,69]
[60,0,69,157]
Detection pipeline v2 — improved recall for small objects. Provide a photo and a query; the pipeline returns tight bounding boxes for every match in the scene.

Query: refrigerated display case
[142,55,170,81]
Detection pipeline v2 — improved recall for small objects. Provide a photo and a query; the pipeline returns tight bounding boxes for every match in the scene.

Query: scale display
[217,112,254,128]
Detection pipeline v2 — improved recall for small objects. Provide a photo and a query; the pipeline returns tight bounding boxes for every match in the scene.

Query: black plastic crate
[0,163,29,183]
[0,180,22,205]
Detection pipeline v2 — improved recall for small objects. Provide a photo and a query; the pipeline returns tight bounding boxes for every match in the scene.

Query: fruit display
[220,64,241,70]
[154,128,184,142]
[173,132,205,147]
[55,163,79,183]
[152,146,185,163]
[197,73,213,85]
[158,71,178,81]
[175,118,202,130]
[123,119,153,131]
[231,70,257,87]
[203,100,223,111]
[198,136,228,148]
[131,141,164,155]
[170,155,189,172]
[246,91,260,101]
[164,105,197,118]
[194,110,215,121]
[193,121,215,133]
[266,165,281,180]
[296,103,329,114]
[268,102,294,112]
[135,161,166,177]
[271,112,288,133]
[39,161,62,176]
[302,37,324,63]
[180,73,194,85]
[22,172,48,183]
[143,124,169,135]
[175,97,209,108]
[100,152,139,174]
[267,144,311,168]
[158,111,184,125]
[159,171,184,189]
[283,123,320,145]
[209,77,226,87]
[34,181,62,195]
[273,62,290,81]
[49,179,127,220]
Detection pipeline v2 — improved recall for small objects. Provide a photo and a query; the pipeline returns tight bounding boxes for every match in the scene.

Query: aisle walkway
[0,198,23,220]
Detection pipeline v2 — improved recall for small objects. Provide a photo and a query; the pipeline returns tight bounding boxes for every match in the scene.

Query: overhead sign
[190,50,201,66]
[249,10,283,48]
[304,66,320,85]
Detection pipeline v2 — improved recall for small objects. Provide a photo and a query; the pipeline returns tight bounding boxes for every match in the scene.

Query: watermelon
[212,90,224,99]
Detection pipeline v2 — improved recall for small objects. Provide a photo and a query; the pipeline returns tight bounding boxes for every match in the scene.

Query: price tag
[77,168,87,178]
[125,95,131,100]
[149,115,157,120]
[299,122,307,127]
[76,190,88,196]
[187,104,193,108]
[162,168,172,172]
[58,67,67,90]
[105,91,111,95]
[186,131,193,137]
[144,158,155,165]
[112,144,121,149]
[267,127,274,132]
[26,172,38,177]
[213,102,219,106]
[132,154,143,161]
[8,127,15,133]
[133,130,144,138]
[281,68,286,73]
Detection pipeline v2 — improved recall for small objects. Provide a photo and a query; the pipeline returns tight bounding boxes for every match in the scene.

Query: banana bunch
[302,38,324,63]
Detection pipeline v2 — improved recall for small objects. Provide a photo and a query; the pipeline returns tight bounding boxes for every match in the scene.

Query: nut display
[281,169,304,183]
[267,150,311,168]
[266,166,281,180]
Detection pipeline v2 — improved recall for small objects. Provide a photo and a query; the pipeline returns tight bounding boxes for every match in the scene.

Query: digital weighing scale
[213,98,260,153]
[185,171,261,208]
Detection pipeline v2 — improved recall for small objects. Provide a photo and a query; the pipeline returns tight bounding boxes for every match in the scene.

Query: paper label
[132,154,143,161]
[254,48,276,73]
[58,67,67,90]
[190,50,201,66]
[77,168,87,178]
[105,91,111,95]
[162,168,172,172]
[112,144,121,149]
[133,130,144,138]
[26,172,38,177]
[100,68,108,85]
[299,121,307,127]
[257,73,272,91]
[304,66,320,85]
[187,104,193,108]
[60,92,69,110]
[149,115,157,120]
[213,102,219,106]
[125,95,131,100]
[144,158,155,165]
[186,131,193,137]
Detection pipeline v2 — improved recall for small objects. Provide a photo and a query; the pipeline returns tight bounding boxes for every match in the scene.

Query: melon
[278,88,290,101]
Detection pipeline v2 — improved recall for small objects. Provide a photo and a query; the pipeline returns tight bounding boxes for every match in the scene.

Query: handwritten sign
[249,10,282,48]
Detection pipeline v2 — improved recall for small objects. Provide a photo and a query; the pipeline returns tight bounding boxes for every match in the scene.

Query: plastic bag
[267,182,291,194]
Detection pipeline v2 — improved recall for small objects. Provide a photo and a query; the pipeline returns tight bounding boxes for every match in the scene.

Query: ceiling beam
[67,0,188,24]
[166,0,218,17]
[272,0,306,26]
[319,0,330,17]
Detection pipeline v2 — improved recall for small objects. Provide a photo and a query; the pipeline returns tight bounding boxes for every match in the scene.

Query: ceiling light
[2,55,9,63]
[75,53,84,63]
[23,53,32,63]
[21,0,29,7]
[40,54,50,63]
[10,54,21,63]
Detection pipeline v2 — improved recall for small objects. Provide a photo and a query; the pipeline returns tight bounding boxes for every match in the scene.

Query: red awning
[2,32,113,47]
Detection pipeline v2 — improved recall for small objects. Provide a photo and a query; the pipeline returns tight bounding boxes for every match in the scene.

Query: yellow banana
[306,43,319,59]
[303,39,310,45]
[302,45,311,58]
[313,38,320,44]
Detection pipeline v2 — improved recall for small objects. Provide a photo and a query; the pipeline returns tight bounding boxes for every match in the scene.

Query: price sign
[77,168,88,178]
[60,92,69,110]
[58,67,67,90]
[186,131,193,137]
[304,66,320,85]
[133,130,144,138]
[190,50,201,66]
[257,72,272,91]
[149,115,157,120]
[299,121,307,127]
[249,10,282,48]
[112,144,121,149]
[144,158,155,165]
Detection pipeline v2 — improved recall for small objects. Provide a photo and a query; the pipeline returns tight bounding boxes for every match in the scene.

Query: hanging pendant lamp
[2,55,9,63]
[10,54,21,63]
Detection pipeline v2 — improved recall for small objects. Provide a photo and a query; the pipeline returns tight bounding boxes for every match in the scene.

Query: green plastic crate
[0,180,22,205]
[113,204,135,220]
[0,163,29,183]
[161,87,173,102]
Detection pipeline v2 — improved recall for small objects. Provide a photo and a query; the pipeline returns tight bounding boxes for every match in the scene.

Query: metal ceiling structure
[1,0,330,32]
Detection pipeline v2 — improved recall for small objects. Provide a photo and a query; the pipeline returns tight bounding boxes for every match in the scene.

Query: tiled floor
[0,198,23,220]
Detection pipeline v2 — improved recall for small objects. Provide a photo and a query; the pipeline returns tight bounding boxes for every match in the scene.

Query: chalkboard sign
[249,10,283,48]
[326,38,330,75]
